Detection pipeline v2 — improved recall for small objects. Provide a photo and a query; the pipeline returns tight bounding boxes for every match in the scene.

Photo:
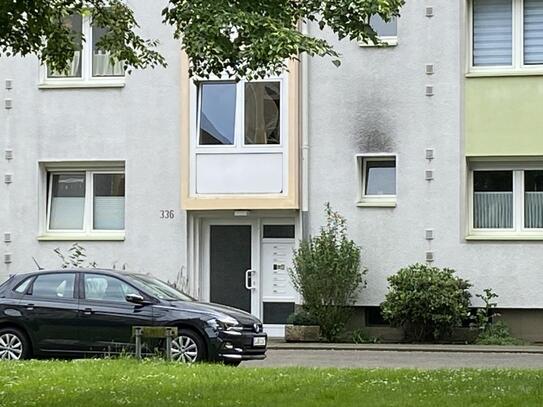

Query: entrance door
[209,225,255,314]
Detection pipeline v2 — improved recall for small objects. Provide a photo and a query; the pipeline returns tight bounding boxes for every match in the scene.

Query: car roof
[15,268,137,279]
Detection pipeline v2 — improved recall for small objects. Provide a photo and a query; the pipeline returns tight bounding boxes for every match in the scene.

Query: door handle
[25,303,34,311]
[81,307,93,316]
[245,270,256,290]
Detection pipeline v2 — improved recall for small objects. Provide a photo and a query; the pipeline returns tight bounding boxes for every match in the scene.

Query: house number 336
[160,210,175,219]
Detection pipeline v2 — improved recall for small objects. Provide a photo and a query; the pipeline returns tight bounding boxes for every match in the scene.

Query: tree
[0,0,404,79]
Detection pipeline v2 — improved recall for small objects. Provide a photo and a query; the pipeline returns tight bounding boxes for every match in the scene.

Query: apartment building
[1,0,543,340]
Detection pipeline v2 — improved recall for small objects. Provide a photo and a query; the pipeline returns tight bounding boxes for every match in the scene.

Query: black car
[0,269,267,365]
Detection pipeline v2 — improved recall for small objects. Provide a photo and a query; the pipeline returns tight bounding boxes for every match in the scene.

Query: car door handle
[25,303,34,311]
[81,308,94,316]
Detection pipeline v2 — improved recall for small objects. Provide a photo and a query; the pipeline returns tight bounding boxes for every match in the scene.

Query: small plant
[471,289,523,345]
[54,243,97,269]
[289,204,366,341]
[470,288,500,333]
[381,263,472,342]
[351,329,380,344]
[287,310,319,326]
[476,321,524,346]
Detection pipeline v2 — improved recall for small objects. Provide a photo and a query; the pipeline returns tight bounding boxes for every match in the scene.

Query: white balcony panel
[196,153,283,194]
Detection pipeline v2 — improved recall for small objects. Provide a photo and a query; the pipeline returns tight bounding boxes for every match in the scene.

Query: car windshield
[127,274,193,302]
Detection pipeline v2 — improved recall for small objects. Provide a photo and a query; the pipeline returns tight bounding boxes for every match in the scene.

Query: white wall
[0,0,186,284]
[307,1,543,309]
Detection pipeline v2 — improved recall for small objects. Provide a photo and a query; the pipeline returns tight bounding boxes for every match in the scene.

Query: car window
[84,274,140,303]
[14,277,33,294]
[32,273,76,299]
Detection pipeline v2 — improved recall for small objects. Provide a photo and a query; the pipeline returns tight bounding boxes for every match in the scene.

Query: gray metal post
[134,327,142,359]
[165,328,173,361]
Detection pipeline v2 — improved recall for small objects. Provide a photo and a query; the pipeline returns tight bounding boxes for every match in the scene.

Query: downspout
[300,21,310,241]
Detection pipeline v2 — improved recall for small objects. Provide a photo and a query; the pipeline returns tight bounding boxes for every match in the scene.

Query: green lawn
[0,360,541,406]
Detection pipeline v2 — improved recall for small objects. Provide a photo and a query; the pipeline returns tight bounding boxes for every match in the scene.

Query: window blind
[473,0,513,66]
[524,0,543,64]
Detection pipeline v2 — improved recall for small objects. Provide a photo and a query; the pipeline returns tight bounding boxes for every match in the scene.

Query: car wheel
[222,360,241,367]
[0,327,30,361]
[171,329,206,363]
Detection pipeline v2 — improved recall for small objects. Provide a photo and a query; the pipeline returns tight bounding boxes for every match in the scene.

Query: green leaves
[289,204,366,341]
[1,0,404,79]
[0,0,166,74]
[381,263,473,342]
[165,0,404,79]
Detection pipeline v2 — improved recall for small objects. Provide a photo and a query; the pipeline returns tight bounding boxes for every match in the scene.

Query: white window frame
[39,162,125,241]
[195,78,286,150]
[467,0,543,76]
[189,75,289,197]
[467,163,543,240]
[359,16,399,47]
[38,15,125,89]
[356,154,397,207]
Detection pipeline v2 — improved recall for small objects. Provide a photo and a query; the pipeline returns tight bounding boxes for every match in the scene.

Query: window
[470,0,543,72]
[469,165,543,238]
[41,14,125,87]
[47,15,83,78]
[84,274,139,303]
[199,82,237,145]
[31,274,76,299]
[45,168,125,238]
[198,80,283,147]
[244,82,281,145]
[360,15,398,46]
[14,278,33,294]
[357,155,397,207]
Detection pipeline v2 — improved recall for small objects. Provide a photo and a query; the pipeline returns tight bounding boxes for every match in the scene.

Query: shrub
[475,321,524,346]
[286,310,319,326]
[471,289,523,345]
[289,204,365,341]
[381,263,472,342]
[54,243,97,268]
[351,329,380,344]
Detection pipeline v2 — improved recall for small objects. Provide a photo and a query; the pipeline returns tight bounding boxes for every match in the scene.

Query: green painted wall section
[465,76,543,156]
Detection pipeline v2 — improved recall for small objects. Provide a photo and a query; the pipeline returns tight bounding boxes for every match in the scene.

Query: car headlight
[207,316,242,332]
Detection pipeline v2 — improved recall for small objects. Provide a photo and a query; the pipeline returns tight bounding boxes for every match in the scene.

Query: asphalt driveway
[243,349,543,369]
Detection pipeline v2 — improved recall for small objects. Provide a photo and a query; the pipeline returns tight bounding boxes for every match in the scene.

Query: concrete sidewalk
[268,340,543,354]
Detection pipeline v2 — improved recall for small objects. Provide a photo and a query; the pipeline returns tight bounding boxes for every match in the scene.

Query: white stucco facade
[1,0,542,322]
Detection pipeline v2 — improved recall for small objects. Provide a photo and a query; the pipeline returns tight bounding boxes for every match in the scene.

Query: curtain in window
[473,0,513,66]
[92,52,124,76]
[92,25,124,77]
[524,0,543,64]
[525,192,543,228]
[50,197,85,229]
[474,192,513,228]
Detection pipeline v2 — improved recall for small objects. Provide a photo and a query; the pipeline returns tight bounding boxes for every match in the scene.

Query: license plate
[253,337,266,347]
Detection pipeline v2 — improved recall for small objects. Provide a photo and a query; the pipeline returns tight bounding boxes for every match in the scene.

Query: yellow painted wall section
[466,76,543,156]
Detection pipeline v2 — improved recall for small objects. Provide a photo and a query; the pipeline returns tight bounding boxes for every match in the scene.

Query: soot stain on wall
[351,110,396,153]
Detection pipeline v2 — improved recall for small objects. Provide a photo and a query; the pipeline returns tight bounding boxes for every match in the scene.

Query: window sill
[38,233,125,242]
[466,234,543,241]
[38,79,125,89]
[359,37,398,48]
[466,69,543,78]
[357,200,397,208]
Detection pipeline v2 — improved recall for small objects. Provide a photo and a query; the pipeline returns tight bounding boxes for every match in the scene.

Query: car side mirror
[126,293,146,305]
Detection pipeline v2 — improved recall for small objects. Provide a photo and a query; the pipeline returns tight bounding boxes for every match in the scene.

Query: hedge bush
[381,263,472,342]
